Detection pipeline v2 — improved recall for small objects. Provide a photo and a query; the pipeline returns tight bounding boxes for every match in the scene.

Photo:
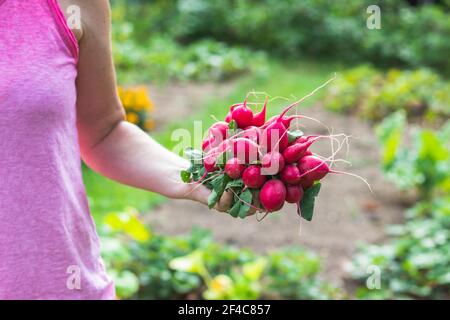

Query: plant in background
[376,111,449,200]
[265,248,342,299]
[348,198,450,299]
[348,113,450,299]
[118,86,155,131]
[325,66,450,122]
[324,65,380,114]
[100,207,151,299]
[99,209,340,300]
[170,252,267,299]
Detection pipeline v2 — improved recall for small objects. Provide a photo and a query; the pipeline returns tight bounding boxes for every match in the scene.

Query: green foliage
[183,147,258,219]
[300,183,322,221]
[265,248,341,299]
[349,116,450,299]
[111,10,267,84]
[100,210,339,299]
[349,198,450,299]
[325,66,450,122]
[116,0,450,74]
[376,112,450,200]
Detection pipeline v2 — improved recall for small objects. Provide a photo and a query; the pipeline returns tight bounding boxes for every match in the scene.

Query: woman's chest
[0,58,77,126]
[0,1,78,125]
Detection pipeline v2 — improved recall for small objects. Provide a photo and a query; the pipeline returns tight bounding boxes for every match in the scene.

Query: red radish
[262,115,277,128]
[230,138,260,163]
[225,104,241,123]
[262,115,298,130]
[203,123,229,152]
[261,151,285,175]
[260,120,289,152]
[204,149,220,172]
[280,164,302,185]
[204,141,231,172]
[251,98,267,127]
[298,155,330,181]
[212,138,231,153]
[209,121,229,140]
[242,165,267,189]
[260,93,315,152]
[282,137,317,163]
[300,176,315,189]
[225,112,232,123]
[231,103,254,129]
[225,158,245,179]
[304,150,313,156]
[260,114,302,152]
[242,126,260,144]
[292,135,309,145]
[285,185,304,203]
[202,136,216,152]
[259,179,286,212]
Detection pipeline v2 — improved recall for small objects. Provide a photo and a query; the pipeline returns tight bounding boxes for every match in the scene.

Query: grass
[84,59,340,221]
[83,165,165,222]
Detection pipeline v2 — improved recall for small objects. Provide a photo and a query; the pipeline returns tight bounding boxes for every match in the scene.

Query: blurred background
[86,0,450,299]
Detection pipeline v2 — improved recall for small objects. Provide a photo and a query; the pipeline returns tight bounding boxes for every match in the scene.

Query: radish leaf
[180,170,191,183]
[300,183,321,221]
[207,174,231,209]
[228,197,241,218]
[288,130,304,143]
[238,189,253,219]
[226,179,244,190]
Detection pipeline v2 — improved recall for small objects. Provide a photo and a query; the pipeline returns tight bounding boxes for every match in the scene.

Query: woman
[0,0,232,299]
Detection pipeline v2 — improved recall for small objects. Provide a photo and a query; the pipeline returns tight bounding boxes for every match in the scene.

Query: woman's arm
[66,0,230,210]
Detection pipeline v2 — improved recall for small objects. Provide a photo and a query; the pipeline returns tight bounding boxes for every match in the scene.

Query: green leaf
[184,147,203,164]
[418,130,449,162]
[104,208,151,242]
[375,111,406,167]
[228,120,237,130]
[225,178,244,190]
[208,190,220,209]
[110,270,140,299]
[242,258,267,281]
[238,189,253,219]
[180,170,191,183]
[192,166,206,182]
[300,183,321,221]
[215,150,229,167]
[169,250,206,274]
[228,199,241,218]
[207,174,231,209]
[288,130,304,143]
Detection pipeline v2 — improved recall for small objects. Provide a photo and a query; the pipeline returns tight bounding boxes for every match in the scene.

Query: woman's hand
[185,184,234,213]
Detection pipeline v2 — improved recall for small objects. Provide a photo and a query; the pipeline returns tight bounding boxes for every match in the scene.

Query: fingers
[215,190,233,213]
[247,206,257,216]
[247,196,262,216]
[190,183,264,217]
[188,184,211,206]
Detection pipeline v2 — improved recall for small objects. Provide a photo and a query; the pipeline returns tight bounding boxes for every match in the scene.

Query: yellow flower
[126,112,139,124]
[144,118,155,131]
[118,85,154,121]
[210,275,233,294]
[135,86,153,111]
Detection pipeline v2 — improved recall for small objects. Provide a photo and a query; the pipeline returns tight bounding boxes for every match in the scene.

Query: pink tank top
[0,0,115,299]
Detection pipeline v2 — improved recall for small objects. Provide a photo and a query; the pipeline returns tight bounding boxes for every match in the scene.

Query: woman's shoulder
[57,0,111,42]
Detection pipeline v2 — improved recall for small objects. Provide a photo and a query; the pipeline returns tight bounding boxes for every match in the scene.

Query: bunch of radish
[181,81,367,221]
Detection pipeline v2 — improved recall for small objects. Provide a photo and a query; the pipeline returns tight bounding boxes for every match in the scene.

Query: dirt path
[148,82,235,132]
[145,103,404,286]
